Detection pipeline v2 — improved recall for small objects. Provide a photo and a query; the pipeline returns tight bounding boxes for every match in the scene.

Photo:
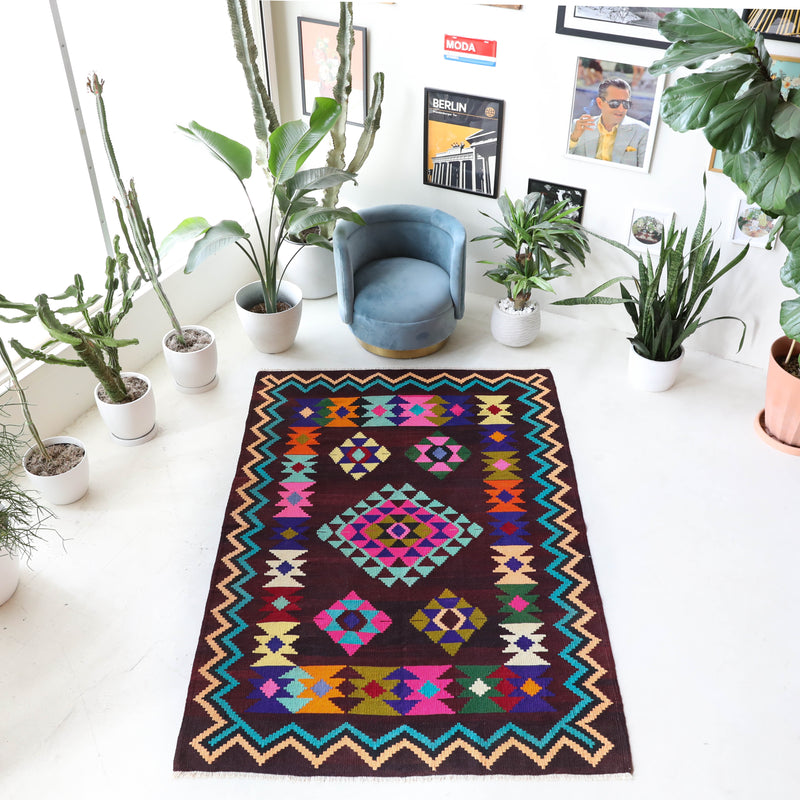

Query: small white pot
[0,549,20,607]
[279,238,337,299]
[235,280,303,354]
[628,345,685,392]
[94,372,157,446]
[490,299,542,347]
[162,325,218,393]
[23,436,89,505]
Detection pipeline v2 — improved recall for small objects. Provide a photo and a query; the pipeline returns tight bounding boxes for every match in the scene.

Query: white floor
[2,293,798,799]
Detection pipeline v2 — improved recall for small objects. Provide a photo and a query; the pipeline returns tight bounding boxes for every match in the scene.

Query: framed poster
[555,6,678,49]
[628,208,673,252]
[731,198,777,247]
[566,57,664,172]
[298,17,367,125]
[423,88,504,197]
[743,9,800,42]
[527,178,587,223]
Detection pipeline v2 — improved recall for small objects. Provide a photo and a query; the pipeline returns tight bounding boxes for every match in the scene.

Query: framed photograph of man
[565,57,664,172]
[424,89,505,197]
[298,17,367,125]
[527,178,587,223]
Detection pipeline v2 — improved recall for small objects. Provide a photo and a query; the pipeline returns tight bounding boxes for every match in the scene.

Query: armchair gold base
[356,338,449,359]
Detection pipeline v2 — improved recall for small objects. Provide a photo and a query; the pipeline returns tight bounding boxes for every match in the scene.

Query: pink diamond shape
[493,458,511,471]
[260,678,280,698]
[509,595,530,612]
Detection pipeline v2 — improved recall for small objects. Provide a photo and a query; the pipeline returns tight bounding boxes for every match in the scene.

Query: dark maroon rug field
[174,369,631,777]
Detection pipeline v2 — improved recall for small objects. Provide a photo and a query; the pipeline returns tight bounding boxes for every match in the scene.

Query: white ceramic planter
[628,346,684,392]
[279,239,337,299]
[490,300,542,347]
[235,280,303,354]
[0,549,20,606]
[23,436,89,505]
[162,325,218,393]
[94,372,157,446]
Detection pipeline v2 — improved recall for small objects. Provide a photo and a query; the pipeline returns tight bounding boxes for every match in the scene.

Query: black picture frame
[526,178,587,223]
[297,17,367,126]
[423,88,504,198]
[743,9,800,42]
[555,6,676,49]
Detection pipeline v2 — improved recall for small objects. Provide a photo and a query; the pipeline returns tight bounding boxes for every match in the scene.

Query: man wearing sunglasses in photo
[568,78,649,168]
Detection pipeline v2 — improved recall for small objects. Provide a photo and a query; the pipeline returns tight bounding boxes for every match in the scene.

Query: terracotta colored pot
[762,336,800,451]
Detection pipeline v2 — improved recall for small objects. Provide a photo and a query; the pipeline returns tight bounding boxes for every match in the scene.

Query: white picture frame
[731,198,777,248]
[628,208,673,252]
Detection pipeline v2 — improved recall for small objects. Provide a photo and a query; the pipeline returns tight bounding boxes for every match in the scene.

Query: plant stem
[0,340,51,462]
[785,339,797,366]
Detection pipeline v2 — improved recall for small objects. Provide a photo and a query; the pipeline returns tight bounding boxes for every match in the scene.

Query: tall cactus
[88,73,186,346]
[0,237,141,404]
[320,3,384,239]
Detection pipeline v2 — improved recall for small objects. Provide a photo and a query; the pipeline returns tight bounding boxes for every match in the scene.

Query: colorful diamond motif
[410,589,487,655]
[405,432,470,479]
[317,484,483,587]
[330,432,390,480]
[314,591,392,655]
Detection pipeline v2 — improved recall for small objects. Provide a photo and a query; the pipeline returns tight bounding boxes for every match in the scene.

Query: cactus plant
[88,73,186,346]
[0,236,141,404]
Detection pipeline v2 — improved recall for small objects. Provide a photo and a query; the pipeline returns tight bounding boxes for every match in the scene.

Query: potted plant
[472,190,590,346]
[88,74,218,393]
[651,9,800,443]
[164,98,361,353]
[0,390,55,606]
[0,238,156,445]
[0,339,88,505]
[555,185,748,391]
[226,1,383,300]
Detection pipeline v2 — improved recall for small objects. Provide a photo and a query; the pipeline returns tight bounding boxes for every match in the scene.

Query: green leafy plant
[226,0,382,248]
[163,99,362,314]
[555,186,748,362]
[473,191,590,310]
[0,236,141,404]
[88,73,186,345]
[0,384,54,561]
[650,8,800,365]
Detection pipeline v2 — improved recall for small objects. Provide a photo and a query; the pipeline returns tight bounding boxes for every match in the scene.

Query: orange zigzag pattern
[188,371,615,770]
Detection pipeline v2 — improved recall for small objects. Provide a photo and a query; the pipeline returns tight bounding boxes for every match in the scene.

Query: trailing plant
[650,8,800,367]
[88,73,186,346]
[164,100,362,314]
[226,0,382,246]
[0,236,141,404]
[555,185,748,362]
[0,339,50,464]
[473,191,591,310]
[0,389,54,561]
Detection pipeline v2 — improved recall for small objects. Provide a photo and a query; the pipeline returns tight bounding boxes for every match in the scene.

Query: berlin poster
[423,88,504,197]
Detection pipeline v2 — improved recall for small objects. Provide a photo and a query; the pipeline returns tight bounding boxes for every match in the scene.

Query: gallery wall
[269,1,800,368]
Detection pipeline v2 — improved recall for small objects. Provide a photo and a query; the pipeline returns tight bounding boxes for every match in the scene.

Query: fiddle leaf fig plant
[651,7,800,364]
[164,99,362,314]
[473,191,590,310]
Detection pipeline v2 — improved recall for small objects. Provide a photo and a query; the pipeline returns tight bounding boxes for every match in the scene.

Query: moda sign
[443,34,497,67]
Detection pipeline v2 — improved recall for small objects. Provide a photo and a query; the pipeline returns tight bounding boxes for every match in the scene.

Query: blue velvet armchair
[333,205,466,357]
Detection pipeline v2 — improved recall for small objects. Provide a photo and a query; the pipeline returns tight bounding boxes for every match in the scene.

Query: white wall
[271,1,800,368]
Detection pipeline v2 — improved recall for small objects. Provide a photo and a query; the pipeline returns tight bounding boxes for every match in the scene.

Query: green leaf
[282,167,357,203]
[747,138,800,212]
[286,206,363,238]
[657,8,756,46]
[660,63,760,132]
[268,97,341,182]
[780,251,800,293]
[721,150,764,195]
[651,40,754,74]
[772,92,800,139]
[780,297,800,340]
[159,216,210,256]
[705,80,781,152]
[184,220,249,274]
[179,122,252,181]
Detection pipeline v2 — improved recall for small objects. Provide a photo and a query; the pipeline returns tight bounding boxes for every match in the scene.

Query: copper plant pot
[761,336,800,452]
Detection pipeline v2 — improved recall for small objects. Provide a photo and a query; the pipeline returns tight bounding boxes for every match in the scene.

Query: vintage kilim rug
[174,370,631,778]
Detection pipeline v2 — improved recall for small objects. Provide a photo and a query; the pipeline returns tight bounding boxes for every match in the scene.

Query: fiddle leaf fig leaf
[780,250,800,293]
[772,91,800,139]
[779,296,800,340]
[657,8,757,46]
[660,63,760,131]
[722,150,764,196]
[705,80,781,151]
[747,139,800,213]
